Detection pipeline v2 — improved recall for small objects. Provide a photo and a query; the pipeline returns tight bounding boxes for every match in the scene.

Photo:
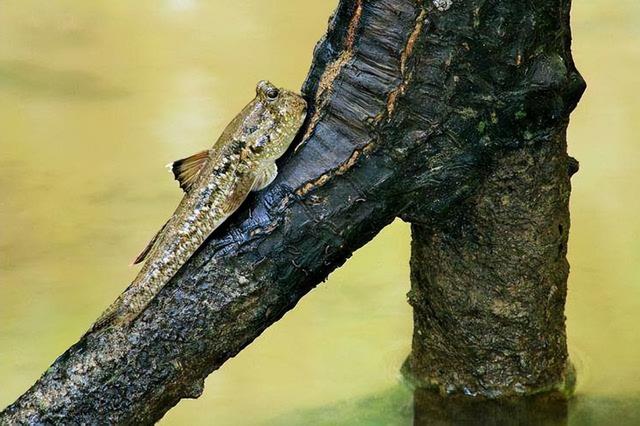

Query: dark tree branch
[1,0,583,423]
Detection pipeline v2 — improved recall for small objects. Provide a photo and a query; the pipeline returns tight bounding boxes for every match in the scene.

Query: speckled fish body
[92,81,307,330]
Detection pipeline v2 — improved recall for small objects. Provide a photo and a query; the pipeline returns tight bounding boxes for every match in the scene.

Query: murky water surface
[1,1,638,424]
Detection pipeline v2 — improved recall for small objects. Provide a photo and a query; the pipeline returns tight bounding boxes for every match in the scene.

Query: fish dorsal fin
[132,219,170,265]
[170,150,210,193]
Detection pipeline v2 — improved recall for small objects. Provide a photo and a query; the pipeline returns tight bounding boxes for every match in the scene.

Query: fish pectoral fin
[132,219,170,265]
[218,172,260,217]
[221,187,251,216]
[169,150,210,193]
[252,162,278,192]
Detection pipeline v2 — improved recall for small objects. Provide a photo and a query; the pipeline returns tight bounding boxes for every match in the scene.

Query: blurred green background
[0,1,638,424]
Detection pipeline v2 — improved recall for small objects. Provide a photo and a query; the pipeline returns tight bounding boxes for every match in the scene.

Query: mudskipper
[92,80,307,331]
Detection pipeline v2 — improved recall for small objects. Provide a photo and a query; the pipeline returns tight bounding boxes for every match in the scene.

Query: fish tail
[87,276,153,334]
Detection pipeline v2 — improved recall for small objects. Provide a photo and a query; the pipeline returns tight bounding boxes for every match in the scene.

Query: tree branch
[1,0,584,423]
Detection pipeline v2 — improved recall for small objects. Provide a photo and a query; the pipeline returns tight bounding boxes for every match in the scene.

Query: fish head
[245,80,307,161]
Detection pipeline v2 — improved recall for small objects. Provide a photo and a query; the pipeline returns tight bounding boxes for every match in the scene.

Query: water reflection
[269,384,640,426]
[414,389,568,426]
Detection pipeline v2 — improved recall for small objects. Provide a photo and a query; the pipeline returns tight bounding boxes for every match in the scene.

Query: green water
[0,1,638,424]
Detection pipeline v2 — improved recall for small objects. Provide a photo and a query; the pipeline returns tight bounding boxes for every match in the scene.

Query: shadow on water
[0,60,128,99]
[267,384,640,426]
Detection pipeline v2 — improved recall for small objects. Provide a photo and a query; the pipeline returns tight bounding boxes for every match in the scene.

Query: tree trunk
[1,0,584,423]
[402,0,583,399]
[405,135,578,398]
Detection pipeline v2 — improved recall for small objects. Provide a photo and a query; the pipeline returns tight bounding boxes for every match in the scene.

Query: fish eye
[266,88,279,100]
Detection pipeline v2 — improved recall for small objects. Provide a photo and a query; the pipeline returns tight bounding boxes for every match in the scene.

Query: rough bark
[405,137,578,398]
[402,0,583,398]
[1,0,583,423]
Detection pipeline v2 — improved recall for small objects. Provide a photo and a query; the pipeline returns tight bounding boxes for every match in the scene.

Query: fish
[91,80,307,331]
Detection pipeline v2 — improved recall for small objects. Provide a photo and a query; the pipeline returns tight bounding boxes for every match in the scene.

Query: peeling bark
[1,0,583,423]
